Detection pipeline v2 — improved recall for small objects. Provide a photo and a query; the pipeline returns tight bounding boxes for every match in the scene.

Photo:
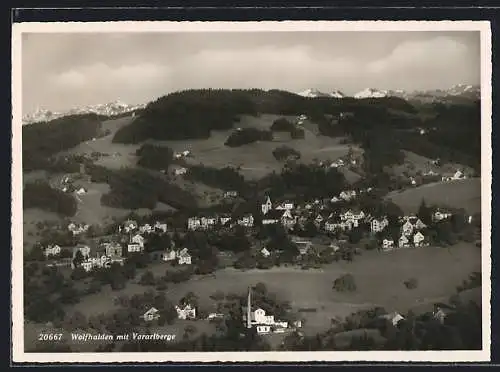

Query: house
[139,224,153,234]
[224,190,238,198]
[238,214,254,228]
[177,248,192,265]
[174,167,187,176]
[44,244,61,258]
[127,243,143,253]
[330,159,345,168]
[122,219,138,233]
[298,114,307,121]
[432,210,452,222]
[207,313,225,320]
[275,201,295,211]
[261,196,273,215]
[324,216,341,232]
[243,307,276,326]
[442,169,466,182]
[262,209,281,225]
[380,312,405,327]
[187,217,201,230]
[154,221,168,234]
[433,306,451,324]
[182,150,191,157]
[162,249,177,262]
[401,221,414,236]
[314,213,326,227]
[371,217,388,233]
[176,303,196,320]
[131,233,145,249]
[339,190,357,201]
[330,196,340,203]
[142,307,161,322]
[103,242,122,257]
[68,222,89,236]
[256,325,272,334]
[329,242,341,252]
[260,247,271,258]
[73,245,91,259]
[280,209,296,229]
[219,215,232,227]
[398,235,410,248]
[413,231,426,247]
[382,238,394,251]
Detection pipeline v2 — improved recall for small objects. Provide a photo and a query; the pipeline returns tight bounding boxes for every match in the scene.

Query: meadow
[65,242,480,336]
[385,178,481,214]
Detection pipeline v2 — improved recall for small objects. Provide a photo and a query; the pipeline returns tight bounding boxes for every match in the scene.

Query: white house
[401,221,414,236]
[261,196,273,215]
[224,190,238,198]
[123,219,138,233]
[262,210,281,225]
[176,304,196,320]
[432,210,452,222]
[177,248,192,265]
[139,224,153,234]
[382,238,394,251]
[103,242,122,257]
[75,187,87,195]
[238,214,254,228]
[371,217,388,233]
[127,243,143,253]
[256,325,272,334]
[280,209,296,229]
[44,244,61,258]
[187,217,201,230]
[142,307,160,322]
[398,235,410,248]
[162,249,177,262]
[413,231,426,247]
[339,190,357,201]
[261,247,271,258]
[219,215,232,226]
[275,201,295,211]
[73,245,91,259]
[131,234,145,249]
[381,312,405,327]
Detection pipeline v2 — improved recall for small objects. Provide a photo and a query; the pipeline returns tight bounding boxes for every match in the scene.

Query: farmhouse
[260,247,271,258]
[432,210,453,222]
[142,307,160,322]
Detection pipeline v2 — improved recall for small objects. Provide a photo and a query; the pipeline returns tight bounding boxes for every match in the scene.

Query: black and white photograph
[11,20,491,363]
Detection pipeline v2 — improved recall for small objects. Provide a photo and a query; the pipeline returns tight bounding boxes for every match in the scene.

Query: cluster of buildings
[242,286,302,335]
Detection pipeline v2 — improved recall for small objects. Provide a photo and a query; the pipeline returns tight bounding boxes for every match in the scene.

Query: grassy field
[66,242,480,337]
[385,178,481,214]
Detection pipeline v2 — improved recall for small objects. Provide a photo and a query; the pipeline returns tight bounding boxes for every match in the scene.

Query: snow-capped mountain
[22,100,146,125]
[329,90,346,98]
[353,88,388,99]
[297,88,345,98]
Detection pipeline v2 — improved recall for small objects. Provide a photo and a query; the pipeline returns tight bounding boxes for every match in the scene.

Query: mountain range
[297,84,480,101]
[22,100,146,125]
[23,84,480,125]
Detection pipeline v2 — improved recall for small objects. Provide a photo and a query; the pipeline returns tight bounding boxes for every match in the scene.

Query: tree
[72,250,84,268]
[333,274,357,292]
[417,199,432,225]
[140,271,156,286]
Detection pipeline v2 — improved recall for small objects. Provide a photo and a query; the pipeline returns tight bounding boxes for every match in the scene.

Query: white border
[11,20,492,363]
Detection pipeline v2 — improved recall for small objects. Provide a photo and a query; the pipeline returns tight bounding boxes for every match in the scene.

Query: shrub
[272,146,301,161]
[224,128,273,147]
[333,274,357,292]
[404,278,418,290]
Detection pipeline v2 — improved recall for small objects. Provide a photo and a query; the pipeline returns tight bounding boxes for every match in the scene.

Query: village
[35,169,478,339]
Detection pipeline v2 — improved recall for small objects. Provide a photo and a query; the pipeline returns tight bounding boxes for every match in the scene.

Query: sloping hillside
[385,178,481,214]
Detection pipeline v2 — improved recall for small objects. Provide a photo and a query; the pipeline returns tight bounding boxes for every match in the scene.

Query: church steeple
[246,286,252,329]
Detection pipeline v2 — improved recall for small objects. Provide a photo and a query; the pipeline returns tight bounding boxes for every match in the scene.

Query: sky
[21,31,481,114]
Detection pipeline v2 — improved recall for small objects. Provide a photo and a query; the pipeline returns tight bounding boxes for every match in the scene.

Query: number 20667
[38,333,63,341]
